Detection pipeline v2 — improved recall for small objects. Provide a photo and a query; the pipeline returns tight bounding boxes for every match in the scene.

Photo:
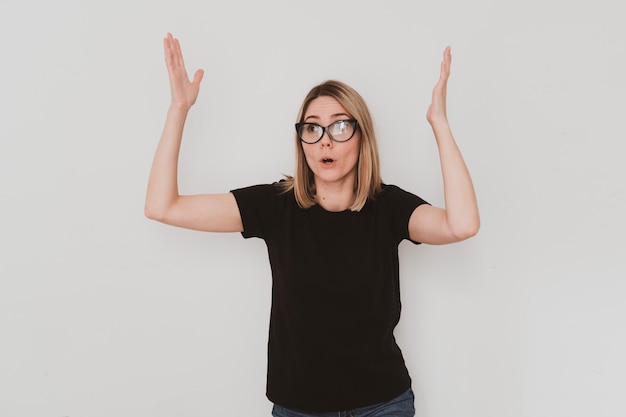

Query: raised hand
[426,46,451,127]
[164,33,204,110]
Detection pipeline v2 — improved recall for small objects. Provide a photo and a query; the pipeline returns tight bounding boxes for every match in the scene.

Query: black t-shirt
[231,182,428,412]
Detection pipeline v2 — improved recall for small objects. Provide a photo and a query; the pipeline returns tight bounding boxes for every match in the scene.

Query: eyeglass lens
[297,120,356,143]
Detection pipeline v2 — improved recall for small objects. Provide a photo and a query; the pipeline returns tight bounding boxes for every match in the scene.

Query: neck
[314,179,356,212]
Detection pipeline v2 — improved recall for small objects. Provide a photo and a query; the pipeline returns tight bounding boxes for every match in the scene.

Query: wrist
[429,118,450,132]
[168,103,192,114]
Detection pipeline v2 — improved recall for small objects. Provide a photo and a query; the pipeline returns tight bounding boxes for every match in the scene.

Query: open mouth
[322,158,335,165]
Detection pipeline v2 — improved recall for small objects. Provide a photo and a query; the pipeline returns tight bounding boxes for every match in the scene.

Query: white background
[1,0,624,416]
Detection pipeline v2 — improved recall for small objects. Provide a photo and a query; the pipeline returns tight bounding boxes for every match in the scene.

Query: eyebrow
[304,113,351,122]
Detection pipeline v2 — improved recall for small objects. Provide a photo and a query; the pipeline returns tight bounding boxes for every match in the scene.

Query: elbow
[465,222,480,239]
[144,195,179,223]
[451,219,480,242]
[144,205,158,221]
[144,202,165,222]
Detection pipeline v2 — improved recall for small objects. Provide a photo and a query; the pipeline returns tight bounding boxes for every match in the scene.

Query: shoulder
[230,181,295,239]
[380,184,407,195]
[374,184,429,222]
[231,180,294,209]
[377,184,426,204]
[231,181,288,198]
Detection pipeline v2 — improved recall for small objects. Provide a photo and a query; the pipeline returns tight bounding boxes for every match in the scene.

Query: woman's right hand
[164,33,204,110]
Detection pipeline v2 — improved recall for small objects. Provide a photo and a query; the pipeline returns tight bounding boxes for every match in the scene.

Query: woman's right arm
[144,33,243,233]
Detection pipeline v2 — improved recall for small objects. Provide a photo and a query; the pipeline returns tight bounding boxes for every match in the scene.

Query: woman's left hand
[426,46,451,127]
[409,46,480,245]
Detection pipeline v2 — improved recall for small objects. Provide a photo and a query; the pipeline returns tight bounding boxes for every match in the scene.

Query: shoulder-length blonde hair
[281,80,383,211]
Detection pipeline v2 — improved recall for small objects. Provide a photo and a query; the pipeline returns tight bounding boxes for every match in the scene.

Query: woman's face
[301,96,361,190]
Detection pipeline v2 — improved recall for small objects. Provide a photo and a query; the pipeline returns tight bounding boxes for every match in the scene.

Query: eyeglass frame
[294,119,359,144]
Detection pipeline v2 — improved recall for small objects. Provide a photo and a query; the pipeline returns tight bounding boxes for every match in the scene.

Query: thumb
[192,69,204,86]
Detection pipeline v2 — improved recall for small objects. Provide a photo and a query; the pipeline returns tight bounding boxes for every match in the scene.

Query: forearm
[144,105,190,220]
[431,121,480,239]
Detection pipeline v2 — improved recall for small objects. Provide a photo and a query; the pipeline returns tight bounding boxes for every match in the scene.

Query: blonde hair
[281,80,383,211]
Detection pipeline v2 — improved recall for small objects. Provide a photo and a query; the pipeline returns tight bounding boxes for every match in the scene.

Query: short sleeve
[380,184,429,244]
[230,183,281,240]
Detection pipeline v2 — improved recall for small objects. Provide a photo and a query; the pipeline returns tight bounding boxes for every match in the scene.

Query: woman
[146,33,479,416]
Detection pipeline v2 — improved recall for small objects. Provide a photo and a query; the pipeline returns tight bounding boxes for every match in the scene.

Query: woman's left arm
[409,47,480,245]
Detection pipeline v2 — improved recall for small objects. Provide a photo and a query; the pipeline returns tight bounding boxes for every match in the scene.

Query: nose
[319,128,333,147]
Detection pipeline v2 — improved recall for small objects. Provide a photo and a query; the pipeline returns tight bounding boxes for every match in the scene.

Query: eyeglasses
[295,119,358,144]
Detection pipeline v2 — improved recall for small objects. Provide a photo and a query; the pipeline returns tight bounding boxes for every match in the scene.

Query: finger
[164,33,171,60]
[165,41,183,81]
[164,35,176,71]
[165,33,175,51]
[166,34,180,69]
[192,69,204,86]
[173,37,183,70]
[440,47,451,82]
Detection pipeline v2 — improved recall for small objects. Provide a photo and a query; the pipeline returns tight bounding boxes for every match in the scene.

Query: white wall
[1,0,624,416]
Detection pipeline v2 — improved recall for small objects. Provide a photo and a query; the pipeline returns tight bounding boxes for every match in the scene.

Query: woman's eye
[331,121,346,133]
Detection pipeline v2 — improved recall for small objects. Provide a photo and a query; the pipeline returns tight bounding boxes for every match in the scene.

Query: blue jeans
[271,388,415,417]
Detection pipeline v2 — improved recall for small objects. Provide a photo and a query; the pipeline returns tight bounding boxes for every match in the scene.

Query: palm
[164,33,204,110]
